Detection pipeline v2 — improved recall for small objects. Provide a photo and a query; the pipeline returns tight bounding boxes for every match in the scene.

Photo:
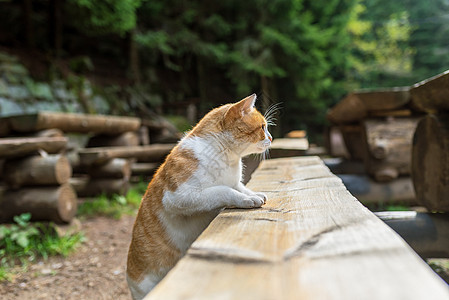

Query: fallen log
[79,144,175,165]
[3,154,72,188]
[89,158,132,179]
[327,93,366,124]
[411,70,449,113]
[70,177,129,197]
[327,87,410,124]
[7,111,141,134]
[412,114,449,211]
[0,137,68,158]
[86,131,139,148]
[325,126,350,158]
[362,118,419,182]
[339,124,366,161]
[0,184,77,223]
[131,162,159,176]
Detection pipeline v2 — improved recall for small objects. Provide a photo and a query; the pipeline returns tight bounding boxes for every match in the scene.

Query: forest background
[0,0,448,141]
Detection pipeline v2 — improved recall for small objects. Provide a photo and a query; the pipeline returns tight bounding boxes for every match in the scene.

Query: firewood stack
[0,136,76,223]
[328,69,449,212]
[327,87,422,183]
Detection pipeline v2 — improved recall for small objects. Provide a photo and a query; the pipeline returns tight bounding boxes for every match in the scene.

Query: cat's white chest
[182,135,242,188]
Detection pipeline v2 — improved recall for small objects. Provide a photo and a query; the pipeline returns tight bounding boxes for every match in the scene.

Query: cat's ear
[234,93,257,116]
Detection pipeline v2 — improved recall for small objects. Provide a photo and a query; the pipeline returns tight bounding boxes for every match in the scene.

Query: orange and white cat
[126,94,272,300]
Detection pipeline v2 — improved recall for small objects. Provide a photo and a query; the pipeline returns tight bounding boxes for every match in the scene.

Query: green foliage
[77,182,147,219]
[0,213,85,281]
[67,0,142,35]
[134,0,356,138]
[347,0,415,89]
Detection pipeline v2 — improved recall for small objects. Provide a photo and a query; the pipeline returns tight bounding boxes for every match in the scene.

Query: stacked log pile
[0,111,178,223]
[326,87,421,207]
[327,87,421,182]
[0,137,76,223]
[410,71,449,212]
[327,70,449,212]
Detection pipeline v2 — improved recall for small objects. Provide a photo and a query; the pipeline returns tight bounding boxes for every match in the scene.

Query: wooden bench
[145,156,449,299]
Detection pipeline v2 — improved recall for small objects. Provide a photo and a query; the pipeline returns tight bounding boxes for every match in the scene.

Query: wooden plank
[146,156,449,300]
[269,138,308,158]
[411,70,449,113]
[78,144,175,165]
[6,111,141,134]
[0,137,68,158]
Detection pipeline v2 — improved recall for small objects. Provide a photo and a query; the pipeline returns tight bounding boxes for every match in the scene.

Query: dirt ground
[0,215,135,300]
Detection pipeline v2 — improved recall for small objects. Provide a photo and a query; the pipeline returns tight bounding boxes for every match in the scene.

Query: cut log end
[0,184,78,223]
[412,114,449,211]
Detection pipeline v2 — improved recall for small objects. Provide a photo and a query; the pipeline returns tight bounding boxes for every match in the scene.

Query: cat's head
[222,94,272,157]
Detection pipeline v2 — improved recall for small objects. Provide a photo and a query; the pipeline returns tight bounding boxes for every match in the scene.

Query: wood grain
[269,138,309,158]
[145,156,449,300]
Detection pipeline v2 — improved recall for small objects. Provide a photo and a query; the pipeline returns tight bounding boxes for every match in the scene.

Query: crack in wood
[188,247,271,265]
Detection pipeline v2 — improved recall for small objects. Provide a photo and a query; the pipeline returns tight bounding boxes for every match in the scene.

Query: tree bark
[411,70,449,113]
[0,184,77,223]
[86,131,139,148]
[3,154,72,188]
[79,144,174,165]
[89,158,131,179]
[362,118,419,182]
[0,137,67,158]
[339,124,366,161]
[8,112,141,134]
[412,114,449,211]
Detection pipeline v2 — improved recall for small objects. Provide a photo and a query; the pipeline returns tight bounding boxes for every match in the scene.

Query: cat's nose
[267,132,272,142]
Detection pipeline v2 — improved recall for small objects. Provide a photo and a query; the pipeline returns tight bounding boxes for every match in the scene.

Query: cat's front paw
[236,195,265,208]
[255,192,267,204]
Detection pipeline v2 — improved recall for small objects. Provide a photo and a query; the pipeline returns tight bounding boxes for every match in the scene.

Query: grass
[0,213,85,281]
[77,181,147,219]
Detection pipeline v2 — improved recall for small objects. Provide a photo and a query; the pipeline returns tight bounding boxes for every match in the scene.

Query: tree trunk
[0,184,77,223]
[49,0,63,57]
[127,29,141,84]
[8,112,141,134]
[89,158,131,179]
[22,0,34,47]
[3,154,72,188]
[412,114,449,211]
[0,137,67,158]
